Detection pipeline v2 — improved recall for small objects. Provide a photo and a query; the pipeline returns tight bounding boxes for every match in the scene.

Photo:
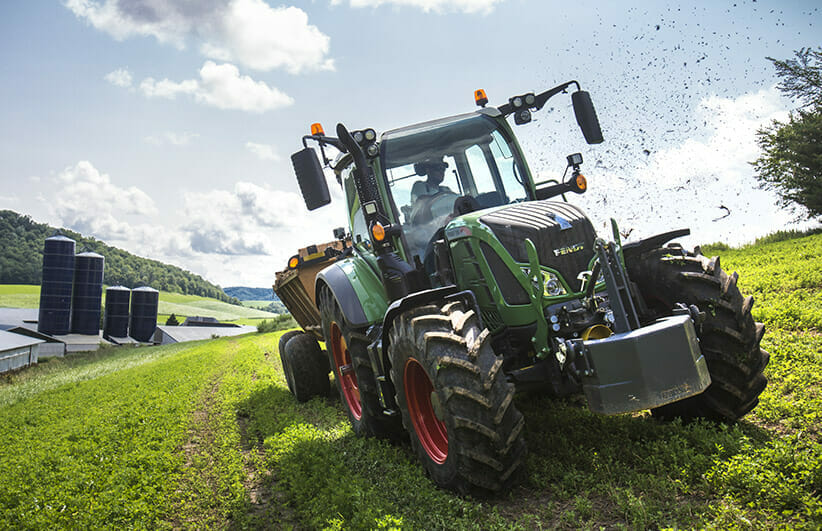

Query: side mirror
[571,90,604,145]
[291,147,331,210]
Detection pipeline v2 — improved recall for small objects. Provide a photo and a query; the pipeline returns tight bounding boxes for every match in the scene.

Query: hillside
[223,286,279,302]
[0,285,274,323]
[0,210,239,304]
[0,233,819,528]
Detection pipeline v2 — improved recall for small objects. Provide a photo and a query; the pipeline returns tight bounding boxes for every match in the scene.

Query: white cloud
[65,0,333,73]
[144,131,199,146]
[245,142,280,161]
[139,61,293,112]
[139,77,198,99]
[332,0,504,14]
[202,0,333,74]
[104,67,133,87]
[52,161,158,241]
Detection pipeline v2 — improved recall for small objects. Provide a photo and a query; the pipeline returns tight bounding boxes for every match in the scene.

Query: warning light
[288,256,299,269]
[474,89,488,107]
[575,174,587,192]
[372,222,386,242]
[311,123,325,136]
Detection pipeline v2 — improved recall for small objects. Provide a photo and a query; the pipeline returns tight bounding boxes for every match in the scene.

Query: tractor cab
[379,112,531,264]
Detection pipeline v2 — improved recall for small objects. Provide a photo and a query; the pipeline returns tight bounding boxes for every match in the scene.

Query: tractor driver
[410,158,452,202]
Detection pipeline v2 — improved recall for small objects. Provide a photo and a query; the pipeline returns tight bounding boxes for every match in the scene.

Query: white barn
[0,330,44,373]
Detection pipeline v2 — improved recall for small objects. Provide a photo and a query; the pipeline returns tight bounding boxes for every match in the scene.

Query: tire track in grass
[168,376,227,529]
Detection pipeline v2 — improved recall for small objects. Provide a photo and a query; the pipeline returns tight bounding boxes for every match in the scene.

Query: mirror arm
[301,134,347,152]
[535,180,584,200]
[497,80,582,116]
[532,80,580,111]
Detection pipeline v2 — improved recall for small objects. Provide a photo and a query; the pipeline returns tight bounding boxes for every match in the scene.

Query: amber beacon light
[474,89,488,107]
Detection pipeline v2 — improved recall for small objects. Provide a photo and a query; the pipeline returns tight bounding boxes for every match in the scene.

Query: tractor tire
[319,287,402,439]
[283,333,330,402]
[626,245,769,422]
[387,300,526,495]
[279,330,304,394]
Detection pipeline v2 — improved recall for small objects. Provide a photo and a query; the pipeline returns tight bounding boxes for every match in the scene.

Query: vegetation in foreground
[0,233,819,529]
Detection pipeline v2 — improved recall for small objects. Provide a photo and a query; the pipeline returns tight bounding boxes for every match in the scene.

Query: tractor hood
[477,201,597,288]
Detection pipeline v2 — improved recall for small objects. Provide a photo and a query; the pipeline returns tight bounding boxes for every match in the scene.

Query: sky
[0,1,819,288]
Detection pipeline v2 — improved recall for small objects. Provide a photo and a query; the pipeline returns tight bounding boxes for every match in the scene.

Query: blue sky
[0,1,818,287]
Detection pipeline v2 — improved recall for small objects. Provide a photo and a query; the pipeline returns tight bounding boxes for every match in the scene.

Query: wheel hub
[404,358,448,464]
[330,322,361,420]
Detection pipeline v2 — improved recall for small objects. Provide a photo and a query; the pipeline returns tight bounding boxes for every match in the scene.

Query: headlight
[522,268,567,297]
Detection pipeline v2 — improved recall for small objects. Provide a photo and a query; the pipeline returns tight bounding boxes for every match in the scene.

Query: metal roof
[156,325,256,343]
[0,308,39,328]
[0,330,45,351]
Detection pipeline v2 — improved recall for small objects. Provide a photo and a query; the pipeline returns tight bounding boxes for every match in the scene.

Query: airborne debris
[713,205,732,221]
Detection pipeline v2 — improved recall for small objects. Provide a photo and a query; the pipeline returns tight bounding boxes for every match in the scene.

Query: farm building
[153,325,256,345]
[0,329,44,373]
[0,308,106,356]
[0,308,65,357]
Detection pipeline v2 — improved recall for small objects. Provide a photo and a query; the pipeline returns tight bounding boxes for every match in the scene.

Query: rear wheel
[319,287,401,438]
[626,245,769,422]
[388,300,526,495]
[283,333,330,402]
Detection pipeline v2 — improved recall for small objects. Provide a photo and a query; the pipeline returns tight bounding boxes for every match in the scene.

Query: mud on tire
[319,287,401,438]
[388,300,526,495]
[626,245,769,422]
[283,332,330,402]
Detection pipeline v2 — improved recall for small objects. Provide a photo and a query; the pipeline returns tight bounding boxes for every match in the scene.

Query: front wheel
[626,245,769,422]
[388,300,526,495]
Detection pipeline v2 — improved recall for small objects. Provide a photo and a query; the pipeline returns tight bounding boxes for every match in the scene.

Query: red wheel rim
[330,322,361,419]
[404,358,448,463]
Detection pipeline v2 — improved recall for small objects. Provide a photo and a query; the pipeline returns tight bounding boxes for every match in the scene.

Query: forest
[0,210,240,305]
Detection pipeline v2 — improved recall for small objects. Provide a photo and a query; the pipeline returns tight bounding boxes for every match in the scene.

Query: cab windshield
[381,113,529,262]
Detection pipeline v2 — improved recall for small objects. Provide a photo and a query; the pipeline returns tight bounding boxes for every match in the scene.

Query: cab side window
[343,167,370,248]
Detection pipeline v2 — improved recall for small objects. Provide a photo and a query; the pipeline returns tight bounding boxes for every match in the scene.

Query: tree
[165,313,179,326]
[753,47,822,220]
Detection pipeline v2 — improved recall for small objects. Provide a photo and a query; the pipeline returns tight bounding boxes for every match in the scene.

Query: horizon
[1,1,819,287]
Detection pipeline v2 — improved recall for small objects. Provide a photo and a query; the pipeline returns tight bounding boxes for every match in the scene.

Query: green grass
[0,234,820,528]
[241,300,273,309]
[0,285,276,321]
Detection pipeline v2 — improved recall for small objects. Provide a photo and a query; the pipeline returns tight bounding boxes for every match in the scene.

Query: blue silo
[38,235,76,335]
[129,286,159,342]
[71,252,105,335]
[103,285,130,339]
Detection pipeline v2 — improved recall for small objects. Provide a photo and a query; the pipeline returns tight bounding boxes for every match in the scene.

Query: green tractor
[275,81,768,495]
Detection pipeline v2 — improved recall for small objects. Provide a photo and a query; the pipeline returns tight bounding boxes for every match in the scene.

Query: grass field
[0,233,819,528]
[0,285,275,323]
[242,300,273,309]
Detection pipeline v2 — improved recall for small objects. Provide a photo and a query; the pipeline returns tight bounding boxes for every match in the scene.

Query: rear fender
[622,228,690,260]
[315,258,388,329]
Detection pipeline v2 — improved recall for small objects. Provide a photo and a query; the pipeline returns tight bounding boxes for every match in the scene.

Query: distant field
[241,300,272,309]
[0,285,276,323]
[0,284,40,308]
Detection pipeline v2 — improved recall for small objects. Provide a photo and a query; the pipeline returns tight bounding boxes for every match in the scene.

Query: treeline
[0,210,241,305]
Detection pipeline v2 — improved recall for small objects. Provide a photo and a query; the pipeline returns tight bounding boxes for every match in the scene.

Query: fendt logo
[553,243,585,257]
